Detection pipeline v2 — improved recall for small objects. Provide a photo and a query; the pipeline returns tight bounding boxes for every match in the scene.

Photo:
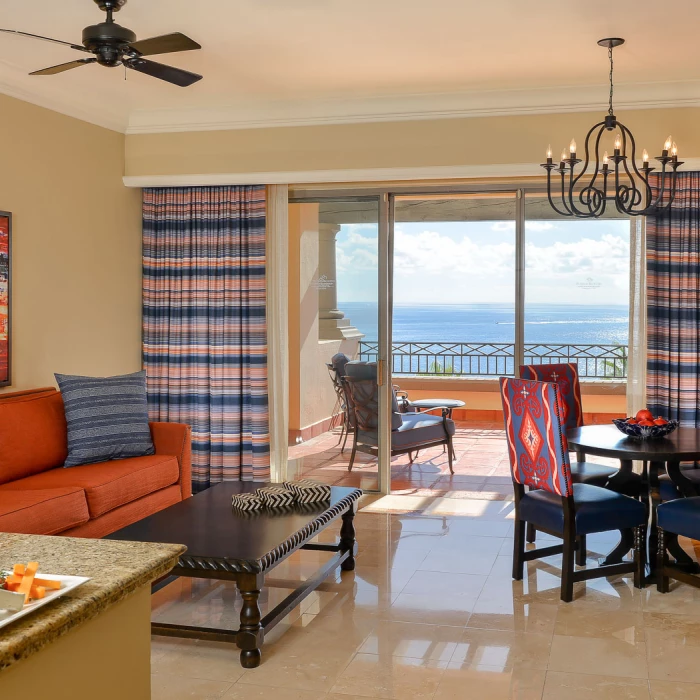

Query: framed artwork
[0,212,10,387]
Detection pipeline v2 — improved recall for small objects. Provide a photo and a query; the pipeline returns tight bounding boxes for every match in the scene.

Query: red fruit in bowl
[627,418,638,425]
[653,418,668,426]
[638,420,655,427]
[636,409,654,422]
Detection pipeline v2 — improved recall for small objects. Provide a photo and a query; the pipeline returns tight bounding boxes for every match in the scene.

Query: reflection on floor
[287,422,618,505]
[151,497,700,699]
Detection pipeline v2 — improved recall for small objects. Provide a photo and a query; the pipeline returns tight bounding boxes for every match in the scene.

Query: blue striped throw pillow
[55,371,155,467]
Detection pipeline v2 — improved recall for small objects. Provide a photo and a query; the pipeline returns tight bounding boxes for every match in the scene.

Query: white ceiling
[0,0,699,133]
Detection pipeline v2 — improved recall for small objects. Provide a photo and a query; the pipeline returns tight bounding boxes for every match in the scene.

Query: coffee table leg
[340,504,357,571]
[236,573,264,668]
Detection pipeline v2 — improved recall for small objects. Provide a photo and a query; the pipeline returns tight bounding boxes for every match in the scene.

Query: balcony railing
[357,341,628,380]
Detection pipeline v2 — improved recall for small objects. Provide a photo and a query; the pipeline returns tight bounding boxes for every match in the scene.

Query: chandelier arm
[544,168,573,217]
[558,169,574,216]
[645,162,676,214]
[617,126,647,215]
[567,121,605,219]
[618,124,652,209]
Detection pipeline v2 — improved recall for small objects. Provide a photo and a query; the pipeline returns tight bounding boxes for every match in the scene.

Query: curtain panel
[647,172,700,426]
[143,186,270,490]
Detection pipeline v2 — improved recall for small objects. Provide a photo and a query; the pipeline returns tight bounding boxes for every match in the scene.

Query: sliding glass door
[286,195,391,492]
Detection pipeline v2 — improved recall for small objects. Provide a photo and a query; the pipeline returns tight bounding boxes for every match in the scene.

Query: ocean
[338,302,629,345]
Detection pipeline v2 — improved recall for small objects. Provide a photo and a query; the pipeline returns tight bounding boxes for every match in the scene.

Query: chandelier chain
[608,45,614,116]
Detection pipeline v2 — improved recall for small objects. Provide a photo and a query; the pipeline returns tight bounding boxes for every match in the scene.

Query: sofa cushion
[0,455,179,518]
[55,371,155,467]
[0,488,89,535]
[0,391,68,485]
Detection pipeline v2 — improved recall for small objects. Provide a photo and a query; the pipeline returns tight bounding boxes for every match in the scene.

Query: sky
[335,218,630,306]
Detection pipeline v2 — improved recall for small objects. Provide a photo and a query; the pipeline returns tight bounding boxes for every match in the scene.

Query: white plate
[0,573,90,631]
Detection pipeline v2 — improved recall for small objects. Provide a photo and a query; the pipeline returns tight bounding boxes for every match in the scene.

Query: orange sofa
[0,387,192,538]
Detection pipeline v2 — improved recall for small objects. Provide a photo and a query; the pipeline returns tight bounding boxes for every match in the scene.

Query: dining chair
[657,497,700,593]
[501,377,646,602]
[343,361,455,473]
[520,362,641,546]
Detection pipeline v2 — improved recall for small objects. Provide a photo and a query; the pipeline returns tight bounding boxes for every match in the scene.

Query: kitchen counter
[0,532,185,694]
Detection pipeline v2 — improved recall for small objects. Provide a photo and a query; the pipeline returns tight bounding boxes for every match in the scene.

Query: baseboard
[289,413,344,445]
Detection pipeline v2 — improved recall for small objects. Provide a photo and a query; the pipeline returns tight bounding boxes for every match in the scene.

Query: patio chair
[520,362,641,549]
[327,353,354,453]
[343,361,455,473]
[501,377,646,602]
[657,497,700,593]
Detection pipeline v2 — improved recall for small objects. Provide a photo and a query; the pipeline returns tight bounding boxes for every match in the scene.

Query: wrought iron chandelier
[541,38,682,218]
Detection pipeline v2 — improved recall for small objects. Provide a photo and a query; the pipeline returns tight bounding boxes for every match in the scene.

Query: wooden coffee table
[107,482,362,668]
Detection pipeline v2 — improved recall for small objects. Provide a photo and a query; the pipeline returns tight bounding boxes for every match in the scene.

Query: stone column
[317,223,363,341]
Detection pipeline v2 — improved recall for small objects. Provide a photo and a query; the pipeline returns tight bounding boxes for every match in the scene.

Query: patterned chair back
[500,377,573,497]
[519,362,583,434]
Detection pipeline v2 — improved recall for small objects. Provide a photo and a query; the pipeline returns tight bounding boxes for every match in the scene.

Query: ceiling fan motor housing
[93,0,128,11]
[82,22,136,65]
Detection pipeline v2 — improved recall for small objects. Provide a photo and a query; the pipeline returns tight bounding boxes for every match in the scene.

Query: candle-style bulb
[664,135,673,151]
[614,134,622,150]
[603,151,609,165]
[672,142,678,156]
[569,138,577,154]
[546,144,552,159]
[561,150,567,162]
[643,149,649,163]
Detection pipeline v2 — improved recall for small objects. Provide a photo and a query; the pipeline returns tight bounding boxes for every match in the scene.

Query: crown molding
[122,159,700,188]
[126,79,700,135]
[0,74,126,132]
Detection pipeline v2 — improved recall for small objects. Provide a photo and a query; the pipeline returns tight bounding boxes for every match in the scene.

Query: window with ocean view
[336,194,630,381]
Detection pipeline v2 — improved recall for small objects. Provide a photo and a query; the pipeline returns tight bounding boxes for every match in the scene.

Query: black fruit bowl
[612,418,679,440]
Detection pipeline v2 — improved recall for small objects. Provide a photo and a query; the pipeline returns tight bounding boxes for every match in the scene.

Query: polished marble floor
[150,497,700,699]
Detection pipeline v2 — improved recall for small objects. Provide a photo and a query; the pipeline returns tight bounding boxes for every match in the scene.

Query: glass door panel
[286,196,384,491]
[523,194,630,382]
[389,193,517,490]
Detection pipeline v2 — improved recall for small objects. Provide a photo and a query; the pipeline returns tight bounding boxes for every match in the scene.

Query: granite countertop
[0,533,186,673]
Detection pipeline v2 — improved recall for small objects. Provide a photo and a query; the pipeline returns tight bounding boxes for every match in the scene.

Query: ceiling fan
[0,0,202,87]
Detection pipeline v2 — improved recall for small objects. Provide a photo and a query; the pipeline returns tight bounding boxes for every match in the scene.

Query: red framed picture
[0,212,10,387]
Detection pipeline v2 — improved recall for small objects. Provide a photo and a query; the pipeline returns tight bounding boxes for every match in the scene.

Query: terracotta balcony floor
[288,421,618,502]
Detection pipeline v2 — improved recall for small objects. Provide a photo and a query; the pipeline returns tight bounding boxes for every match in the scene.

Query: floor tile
[222,688,326,700]
[645,612,700,683]
[329,652,447,699]
[649,679,700,699]
[402,570,488,599]
[548,634,648,679]
[358,620,463,661]
[151,675,233,700]
[434,664,546,699]
[450,628,552,671]
[152,639,246,683]
[542,671,651,699]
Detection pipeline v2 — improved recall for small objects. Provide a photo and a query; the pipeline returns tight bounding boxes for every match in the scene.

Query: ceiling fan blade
[125,58,202,87]
[128,32,201,57]
[30,58,97,76]
[0,28,88,52]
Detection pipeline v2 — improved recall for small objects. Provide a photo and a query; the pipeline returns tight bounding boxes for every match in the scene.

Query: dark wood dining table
[567,424,700,577]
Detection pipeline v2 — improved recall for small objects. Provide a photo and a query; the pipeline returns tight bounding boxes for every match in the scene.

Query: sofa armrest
[149,422,192,500]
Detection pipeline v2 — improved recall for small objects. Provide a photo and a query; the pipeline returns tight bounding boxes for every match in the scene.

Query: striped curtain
[647,172,700,426]
[143,186,270,490]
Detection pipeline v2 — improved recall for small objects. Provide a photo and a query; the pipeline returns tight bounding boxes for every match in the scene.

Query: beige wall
[0,94,141,392]
[125,107,700,177]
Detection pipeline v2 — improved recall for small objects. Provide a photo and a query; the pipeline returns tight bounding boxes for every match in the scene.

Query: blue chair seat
[570,462,618,486]
[657,497,700,541]
[358,412,455,450]
[659,468,700,501]
[520,483,646,536]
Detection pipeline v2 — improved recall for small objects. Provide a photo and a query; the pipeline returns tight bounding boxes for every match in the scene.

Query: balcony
[357,341,628,380]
